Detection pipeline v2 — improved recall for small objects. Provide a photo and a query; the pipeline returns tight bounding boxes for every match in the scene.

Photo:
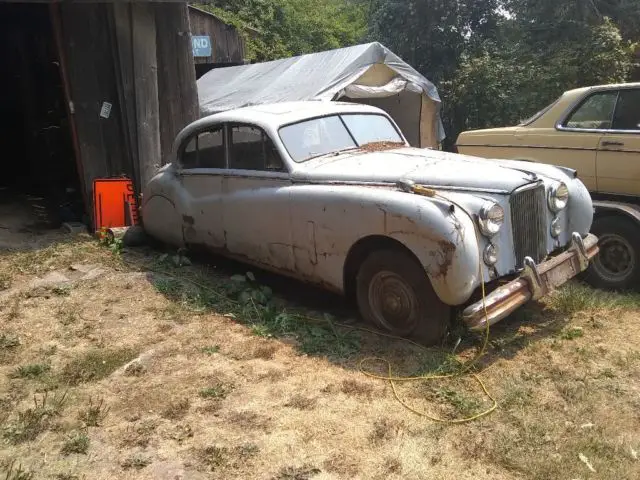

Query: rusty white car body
[142,101,598,343]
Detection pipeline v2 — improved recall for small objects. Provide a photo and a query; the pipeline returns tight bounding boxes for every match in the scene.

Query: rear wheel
[585,216,640,290]
[356,249,450,345]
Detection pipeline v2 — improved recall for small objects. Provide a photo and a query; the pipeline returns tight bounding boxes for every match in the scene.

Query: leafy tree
[198,0,367,61]
[198,0,639,146]
[368,0,501,83]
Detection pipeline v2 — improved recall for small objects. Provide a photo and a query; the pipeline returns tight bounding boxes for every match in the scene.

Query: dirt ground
[1,229,639,480]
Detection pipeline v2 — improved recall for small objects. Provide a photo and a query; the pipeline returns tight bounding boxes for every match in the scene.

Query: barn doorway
[0,3,85,235]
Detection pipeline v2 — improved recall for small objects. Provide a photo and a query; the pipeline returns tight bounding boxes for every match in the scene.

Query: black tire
[355,249,451,345]
[584,216,640,290]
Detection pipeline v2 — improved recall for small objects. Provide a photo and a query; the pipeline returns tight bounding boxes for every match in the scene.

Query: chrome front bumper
[463,233,599,331]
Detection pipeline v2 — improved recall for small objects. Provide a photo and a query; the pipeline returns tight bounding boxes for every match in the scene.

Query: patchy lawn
[1,231,639,480]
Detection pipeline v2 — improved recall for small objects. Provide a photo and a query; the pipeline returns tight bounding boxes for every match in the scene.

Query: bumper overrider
[463,233,599,331]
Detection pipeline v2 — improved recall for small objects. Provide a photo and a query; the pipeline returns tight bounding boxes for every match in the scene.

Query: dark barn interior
[0,3,84,229]
[0,1,199,236]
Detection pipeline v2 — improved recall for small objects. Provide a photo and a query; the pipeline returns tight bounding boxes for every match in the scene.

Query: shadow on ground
[130,245,578,378]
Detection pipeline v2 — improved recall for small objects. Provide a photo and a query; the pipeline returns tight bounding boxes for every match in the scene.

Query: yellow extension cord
[139,191,497,423]
[351,189,496,423]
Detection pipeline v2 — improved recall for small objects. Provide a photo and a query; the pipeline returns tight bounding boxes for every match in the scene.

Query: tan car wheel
[585,216,640,290]
[356,249,450,345]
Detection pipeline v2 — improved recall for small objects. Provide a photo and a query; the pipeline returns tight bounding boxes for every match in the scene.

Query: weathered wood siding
[54,2,198,222]
[188,6,245,64]
[156,4,199,166]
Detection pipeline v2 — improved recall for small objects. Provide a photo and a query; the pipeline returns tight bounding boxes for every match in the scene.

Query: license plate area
[542,256,578,290]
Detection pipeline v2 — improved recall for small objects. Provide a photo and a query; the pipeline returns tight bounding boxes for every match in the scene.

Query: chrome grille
[510,183,547,269]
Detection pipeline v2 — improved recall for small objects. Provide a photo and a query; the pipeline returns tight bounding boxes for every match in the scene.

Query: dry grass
[1,232,639,479]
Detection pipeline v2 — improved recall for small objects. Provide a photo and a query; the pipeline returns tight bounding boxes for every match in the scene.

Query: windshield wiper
[306,146,360,161]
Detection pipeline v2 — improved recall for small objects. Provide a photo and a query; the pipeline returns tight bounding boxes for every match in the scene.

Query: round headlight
[478,202,504,237]
[548,182,569,212]
[483,243,498,266]
[550,217,562,238]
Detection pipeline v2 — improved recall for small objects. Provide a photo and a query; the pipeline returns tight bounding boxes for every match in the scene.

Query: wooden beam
[155,2,198,165]
[111,3,140,192]
[131,3,161,188]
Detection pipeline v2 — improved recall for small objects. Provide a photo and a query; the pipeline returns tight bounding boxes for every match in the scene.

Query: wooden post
[110,3,140,194]
[131,3,161,189]
[50,2,89,212]
[155,3,199,165]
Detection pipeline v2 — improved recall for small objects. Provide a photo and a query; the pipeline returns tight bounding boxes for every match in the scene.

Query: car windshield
[279,113,404,162]
[518,96,561,126]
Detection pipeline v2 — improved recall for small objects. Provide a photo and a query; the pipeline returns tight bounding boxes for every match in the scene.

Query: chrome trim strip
[457,143,600,151]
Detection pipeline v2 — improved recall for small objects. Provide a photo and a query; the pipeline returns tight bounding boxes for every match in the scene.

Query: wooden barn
[188,5,248,79]
[0,1,199,231]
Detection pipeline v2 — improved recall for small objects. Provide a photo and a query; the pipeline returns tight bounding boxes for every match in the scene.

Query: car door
[222,124,295,272]
[176,124,227,249]
[596,88,640,195]
[551,89,620,192]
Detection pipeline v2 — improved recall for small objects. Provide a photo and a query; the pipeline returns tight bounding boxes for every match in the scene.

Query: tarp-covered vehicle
[142,101,599,344]
[197,42,445,149]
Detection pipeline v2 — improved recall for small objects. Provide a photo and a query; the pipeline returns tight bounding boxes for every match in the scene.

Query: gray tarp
[197,42,445,147]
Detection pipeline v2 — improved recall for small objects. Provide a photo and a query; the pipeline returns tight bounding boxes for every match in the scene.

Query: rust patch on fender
[432,240,456,279]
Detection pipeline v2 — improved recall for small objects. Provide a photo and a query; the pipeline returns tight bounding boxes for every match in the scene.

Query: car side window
[612,89,640,131]
[179,126,225,169]
[564,91,618,130]
[229,125,285,172]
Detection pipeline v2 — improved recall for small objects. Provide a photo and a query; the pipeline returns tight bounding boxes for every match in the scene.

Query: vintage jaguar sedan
[142,101,598,344]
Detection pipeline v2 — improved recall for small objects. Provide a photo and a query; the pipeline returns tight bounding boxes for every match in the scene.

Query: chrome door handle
[601,140,624,147]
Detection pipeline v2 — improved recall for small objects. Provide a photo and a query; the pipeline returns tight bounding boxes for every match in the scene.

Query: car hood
[292,147,539,193]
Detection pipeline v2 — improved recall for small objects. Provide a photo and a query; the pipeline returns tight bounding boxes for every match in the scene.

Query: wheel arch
[593,200,640,226]
[342,235,425,303]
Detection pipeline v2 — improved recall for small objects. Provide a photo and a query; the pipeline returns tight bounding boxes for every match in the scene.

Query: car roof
[172,101,392,157]
[563,82,640,97]
[196,101,387,129]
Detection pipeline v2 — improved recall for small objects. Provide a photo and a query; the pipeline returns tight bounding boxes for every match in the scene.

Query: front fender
[288,184,481,306]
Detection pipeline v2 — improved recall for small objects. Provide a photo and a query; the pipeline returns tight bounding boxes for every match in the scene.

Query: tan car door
[550,89,620,192]
[596,88,640,195]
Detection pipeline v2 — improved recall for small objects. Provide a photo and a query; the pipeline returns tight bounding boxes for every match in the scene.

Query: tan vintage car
[456,83,640,290]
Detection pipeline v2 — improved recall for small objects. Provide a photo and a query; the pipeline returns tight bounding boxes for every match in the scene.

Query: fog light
[483,243,498,266]
[550,217,562,238]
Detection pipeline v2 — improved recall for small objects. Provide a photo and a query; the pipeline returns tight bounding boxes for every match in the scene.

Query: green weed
[201,345,220,355]
[0,333,20,350]
[2,391,67,444]
[1,460,34,480]
[9,363,50,379]
[78,397,109,427]
[121,453,151,470]
[152,268,361,359]
[559,326,584,340]
[61,431,90,455]
[199,383,231,399]
[436,387,482,416]
[549,282,640,316]
[0,272,11,291]
[60,348,137,385]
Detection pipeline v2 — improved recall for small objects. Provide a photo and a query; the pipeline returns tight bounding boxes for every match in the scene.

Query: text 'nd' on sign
[192,35,212,57]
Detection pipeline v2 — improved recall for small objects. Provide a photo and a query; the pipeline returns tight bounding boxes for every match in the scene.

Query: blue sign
[192,35,212,57]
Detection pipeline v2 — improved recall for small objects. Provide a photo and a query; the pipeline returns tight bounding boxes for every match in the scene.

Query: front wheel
[356,249,451,345]
[584,216,640,290]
